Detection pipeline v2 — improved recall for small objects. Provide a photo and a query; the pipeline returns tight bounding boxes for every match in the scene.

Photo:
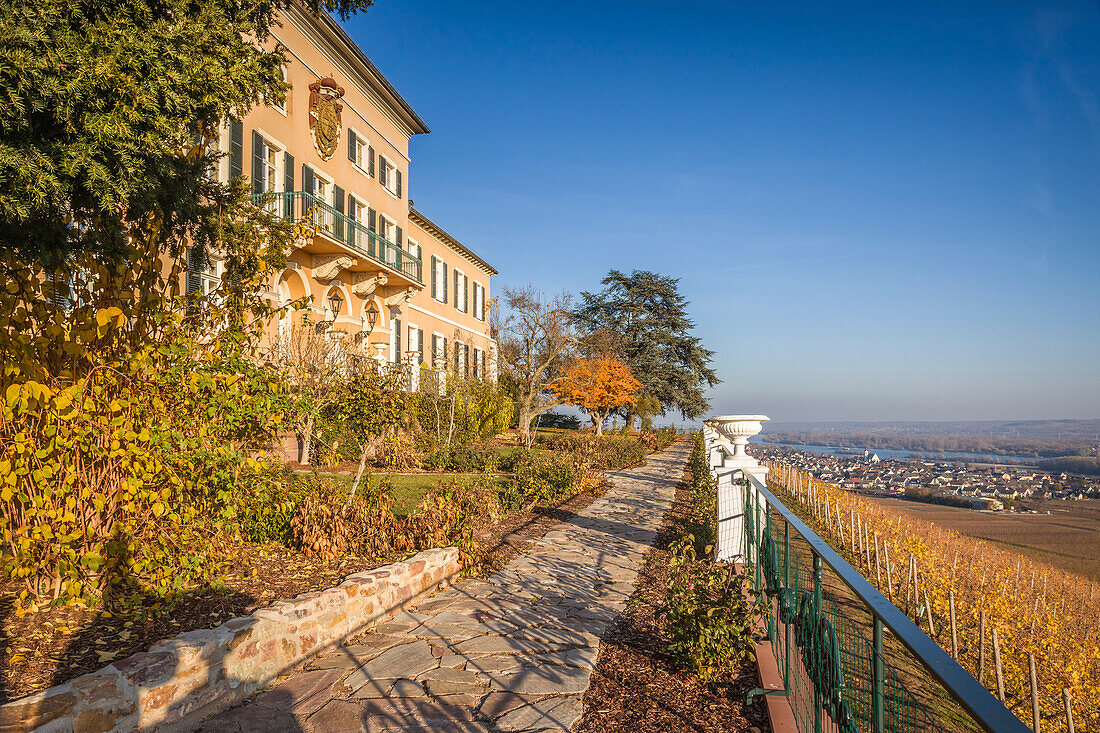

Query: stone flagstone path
[199,440,687,733]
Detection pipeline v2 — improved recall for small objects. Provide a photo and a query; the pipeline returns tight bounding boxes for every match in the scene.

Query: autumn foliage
[553,356,642,435]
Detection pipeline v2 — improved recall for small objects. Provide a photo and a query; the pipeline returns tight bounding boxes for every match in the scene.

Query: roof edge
[293,4,431,136]
[410,207,499,276]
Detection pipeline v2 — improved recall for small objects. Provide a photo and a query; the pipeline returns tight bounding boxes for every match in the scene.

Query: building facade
[191,5,496,377]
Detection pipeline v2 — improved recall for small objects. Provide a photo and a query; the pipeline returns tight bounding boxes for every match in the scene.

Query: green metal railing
[252,191,422,283]
[738,473,1030,733]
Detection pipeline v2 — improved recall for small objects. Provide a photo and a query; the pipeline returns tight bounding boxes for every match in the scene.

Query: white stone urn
[711,414,769,461]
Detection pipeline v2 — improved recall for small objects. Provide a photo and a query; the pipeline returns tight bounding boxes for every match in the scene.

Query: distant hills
[764,419,1100,441]
[761,420,1100,460]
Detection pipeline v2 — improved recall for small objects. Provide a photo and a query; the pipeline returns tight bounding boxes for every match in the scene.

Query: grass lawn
[314,471,508,517]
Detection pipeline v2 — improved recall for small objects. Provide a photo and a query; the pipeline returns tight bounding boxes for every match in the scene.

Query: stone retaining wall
[0,547,461,733]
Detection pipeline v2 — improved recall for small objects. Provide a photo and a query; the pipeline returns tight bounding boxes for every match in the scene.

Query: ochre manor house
[191,4,497,378]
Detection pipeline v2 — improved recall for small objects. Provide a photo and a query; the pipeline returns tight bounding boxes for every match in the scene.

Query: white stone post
[710,415,769,562]
[702,421,724,470]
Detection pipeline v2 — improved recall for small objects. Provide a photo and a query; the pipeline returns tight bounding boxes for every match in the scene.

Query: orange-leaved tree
[554,356,642,435]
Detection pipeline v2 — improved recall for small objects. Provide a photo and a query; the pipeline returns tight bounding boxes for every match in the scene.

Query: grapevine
[769,463,1100,732]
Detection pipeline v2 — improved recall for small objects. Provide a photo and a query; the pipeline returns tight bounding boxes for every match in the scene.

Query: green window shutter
[394,317,402,364]
[186,244,205,295]
[367,146,375,177]
[418,329,424,365]
[251,130,264,195]
[333,185,345,241]
[379,156,387,186]
[480,284,486,321]
[348,129,356,162]
[396,169,403,198]
[481,349,486,378]
[453,271,459,309]
[396,226,402,247]
[442,263,448,303]
[368,207,376,232]
[463,276,468,313]
[229,119,243,180]
[283,152,294,216]
[443,337,448,361]
[431,256,437,298]
[302,165,314,198]
[347,194,357,246]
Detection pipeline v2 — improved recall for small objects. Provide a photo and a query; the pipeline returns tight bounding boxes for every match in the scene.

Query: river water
[752,440,1038,465]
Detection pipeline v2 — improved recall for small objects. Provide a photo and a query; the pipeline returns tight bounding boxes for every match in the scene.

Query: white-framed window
[472,280,485,321]
[378,215,393,242]
[312,172,331,204]
[383,160,397,194]
[261,140,279,194]
[407,237,421,262]
[431,332,446,367]
[473,346,482,379]
[272,65,288,114]
[350,130,367,171]
[453,269,469,313]
[213,120,229,183]
[349,195,369,224]
[378,155,402,198]
[348,129,374,177]
[187,246,222,297]
[454,339,465,374]
[431,257,447,302]
[251,131,286,213]
[306,169,333,232]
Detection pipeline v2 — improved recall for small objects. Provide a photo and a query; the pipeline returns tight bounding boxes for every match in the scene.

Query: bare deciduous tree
[268,316,348,465]
[493,287,575,447]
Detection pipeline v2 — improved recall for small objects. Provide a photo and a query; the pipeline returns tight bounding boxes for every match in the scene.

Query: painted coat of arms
[308,77,345,160]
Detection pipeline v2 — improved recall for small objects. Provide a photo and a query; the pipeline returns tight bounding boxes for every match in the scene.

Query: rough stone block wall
[0,547,461,733]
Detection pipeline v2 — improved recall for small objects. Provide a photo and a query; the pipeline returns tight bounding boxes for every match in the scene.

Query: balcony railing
[703,420,1030,733]
[252,191,422,283]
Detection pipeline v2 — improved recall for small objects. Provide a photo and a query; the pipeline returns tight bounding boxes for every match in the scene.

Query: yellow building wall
[198,6,498,372]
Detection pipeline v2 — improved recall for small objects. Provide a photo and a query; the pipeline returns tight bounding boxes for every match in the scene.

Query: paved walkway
[199,441,686,733]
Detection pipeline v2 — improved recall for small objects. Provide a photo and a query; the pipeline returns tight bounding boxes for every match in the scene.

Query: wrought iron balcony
[252,191,422,284]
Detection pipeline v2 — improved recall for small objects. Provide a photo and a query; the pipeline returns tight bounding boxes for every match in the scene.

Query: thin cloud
[1056,60,1100,153]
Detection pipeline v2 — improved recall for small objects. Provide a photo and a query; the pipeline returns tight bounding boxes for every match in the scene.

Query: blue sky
[342,1,1100,422]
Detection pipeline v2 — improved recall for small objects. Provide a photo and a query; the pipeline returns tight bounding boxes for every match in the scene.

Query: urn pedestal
[709,415,769,562]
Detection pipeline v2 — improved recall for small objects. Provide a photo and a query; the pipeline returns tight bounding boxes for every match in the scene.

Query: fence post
[1063,688,1075,733]
[924,587,936,638]
[873,615,885,733]
[992,626,1005,703]
[978,610,986,685]
[949,590,958,659]
[765,508,774,642]
[753,483,762,591]
[813,553,823,733]
[884,543,894,601]
[783,519,792,691]
[1029,653,1040,733]
[874,531,882,588]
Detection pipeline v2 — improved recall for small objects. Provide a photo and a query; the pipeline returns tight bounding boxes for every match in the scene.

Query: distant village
[754,445,1100,512]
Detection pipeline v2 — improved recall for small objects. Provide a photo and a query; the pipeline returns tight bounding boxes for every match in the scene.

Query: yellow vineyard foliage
[769,463,1100,733]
